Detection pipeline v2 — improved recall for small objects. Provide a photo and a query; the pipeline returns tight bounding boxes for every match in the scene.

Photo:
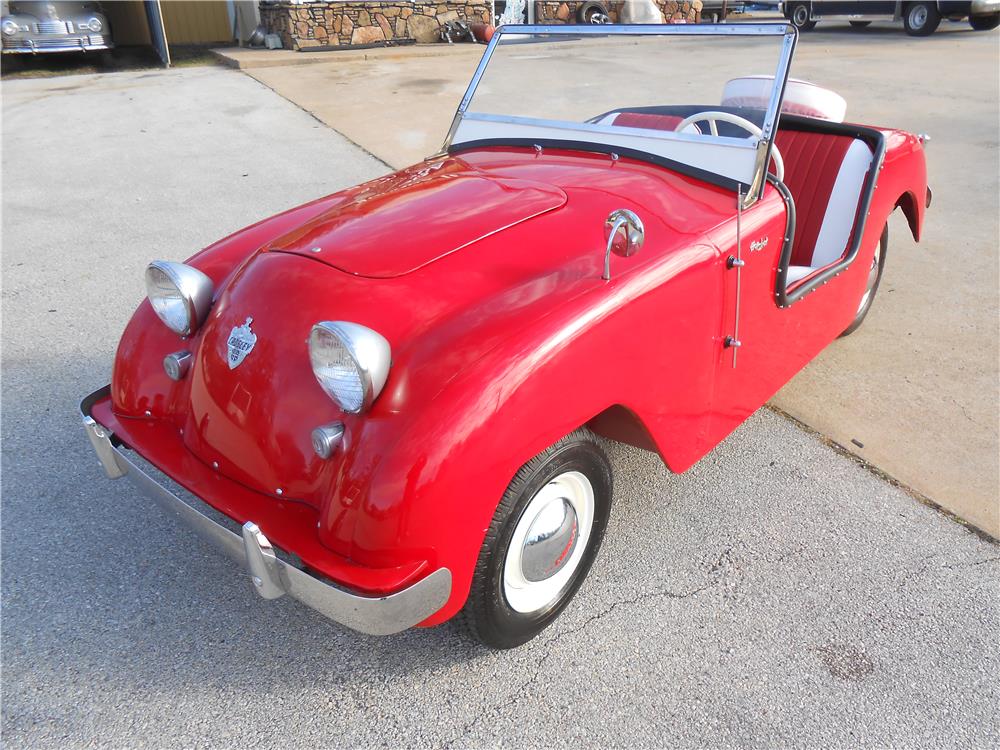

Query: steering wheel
[675,111,785,183]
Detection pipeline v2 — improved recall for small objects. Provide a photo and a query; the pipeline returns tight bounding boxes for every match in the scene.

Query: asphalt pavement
[2,66,998,748]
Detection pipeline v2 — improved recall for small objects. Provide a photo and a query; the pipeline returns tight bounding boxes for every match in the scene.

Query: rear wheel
[849,20,872,27]
[969,14,1000,30]
[789,3,817,31]
[903,2,941,36]
[462,428,613,649]
[841,224,888,337]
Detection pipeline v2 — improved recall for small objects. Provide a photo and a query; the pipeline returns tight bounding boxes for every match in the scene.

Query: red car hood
[267,162,568,278]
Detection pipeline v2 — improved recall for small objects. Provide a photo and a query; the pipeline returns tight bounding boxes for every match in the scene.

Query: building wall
[160,0,234,44]
[260,1,492,49]
[103,1,152,46]
[533,1,704,23]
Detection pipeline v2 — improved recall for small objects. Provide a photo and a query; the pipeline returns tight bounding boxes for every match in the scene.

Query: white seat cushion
[810,139,873,268]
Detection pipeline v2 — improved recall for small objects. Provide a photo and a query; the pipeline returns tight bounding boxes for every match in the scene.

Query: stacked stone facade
[260,1,492,50]
[533,1,704,24]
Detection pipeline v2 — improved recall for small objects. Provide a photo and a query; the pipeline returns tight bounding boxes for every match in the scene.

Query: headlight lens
[309,321,391,414]
[2,20,19,36]
[144,261,214,337]
[87,17,103,32]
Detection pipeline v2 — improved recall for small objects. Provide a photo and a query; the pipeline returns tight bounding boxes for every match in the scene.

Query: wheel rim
[909,6,927,28]
[793,6,809,25]
[858,242,881,313]
[503,471,595,614]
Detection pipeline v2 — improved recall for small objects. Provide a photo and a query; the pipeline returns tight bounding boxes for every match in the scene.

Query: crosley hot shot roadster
[82,24,929,648]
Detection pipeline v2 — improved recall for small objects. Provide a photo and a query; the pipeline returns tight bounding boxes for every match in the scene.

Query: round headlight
[309,321,391,414]
[87,17,103,32]
[2,20,19,36]
[144,261,214,337]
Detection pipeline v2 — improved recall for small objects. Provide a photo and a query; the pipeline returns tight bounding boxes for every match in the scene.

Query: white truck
[782,1,1000,35]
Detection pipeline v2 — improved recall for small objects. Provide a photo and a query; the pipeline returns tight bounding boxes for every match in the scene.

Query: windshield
[447,24,796,203]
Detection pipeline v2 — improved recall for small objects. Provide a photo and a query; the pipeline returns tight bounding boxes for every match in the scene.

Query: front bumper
[80,386,451,635]
[2,36,112,54]
[971,0,1000,14]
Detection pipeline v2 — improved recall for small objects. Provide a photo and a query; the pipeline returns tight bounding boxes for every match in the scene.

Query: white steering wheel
[675,110,785,183]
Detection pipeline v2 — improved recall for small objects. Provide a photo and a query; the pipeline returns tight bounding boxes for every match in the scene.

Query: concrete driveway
[232,21,1000,538]
[2,65,998,748]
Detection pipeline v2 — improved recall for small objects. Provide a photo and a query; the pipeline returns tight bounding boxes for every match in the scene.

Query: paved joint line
[765,403,999,546]
[241,70,394,172]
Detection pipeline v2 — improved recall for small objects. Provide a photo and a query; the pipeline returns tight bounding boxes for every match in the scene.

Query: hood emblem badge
[227,317,257,370]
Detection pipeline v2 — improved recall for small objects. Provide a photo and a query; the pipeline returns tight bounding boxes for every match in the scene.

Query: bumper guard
[80,386,451,635]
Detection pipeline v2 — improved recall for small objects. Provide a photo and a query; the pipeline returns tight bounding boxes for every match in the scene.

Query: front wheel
[577,1,611,24]
[969,14,1000,30]
[903,2,941,36]
[789,3,817,31]
[841,224,888,337]
[462,428,613,649]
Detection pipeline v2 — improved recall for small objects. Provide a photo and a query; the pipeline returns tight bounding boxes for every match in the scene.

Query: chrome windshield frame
[442,23,798,207]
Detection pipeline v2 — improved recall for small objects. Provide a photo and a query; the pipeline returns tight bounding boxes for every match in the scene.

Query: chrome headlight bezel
[309,321,391,414]
[2,20,19,36]
[144,261,214,337]
[86,16,103,32]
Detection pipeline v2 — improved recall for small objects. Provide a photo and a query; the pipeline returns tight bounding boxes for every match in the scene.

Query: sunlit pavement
[2,60,997,748]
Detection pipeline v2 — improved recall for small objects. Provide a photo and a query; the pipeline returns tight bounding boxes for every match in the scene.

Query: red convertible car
[82,24,928,648]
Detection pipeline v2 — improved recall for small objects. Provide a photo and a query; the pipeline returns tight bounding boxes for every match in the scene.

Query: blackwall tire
[969,14,1000,30]
[789,3,817,31]
[462,428,613,649]
[841,224,888,337]
[577,1,611,24]
[903,2,941,36]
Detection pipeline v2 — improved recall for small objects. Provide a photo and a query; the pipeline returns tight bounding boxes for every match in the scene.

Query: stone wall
[533,1,704,24]
[260,1,492,50]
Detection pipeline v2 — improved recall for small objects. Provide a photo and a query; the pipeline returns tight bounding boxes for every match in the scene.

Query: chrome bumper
[971,0,1000,14]
[2,37,112,54]
[80,386,451,635]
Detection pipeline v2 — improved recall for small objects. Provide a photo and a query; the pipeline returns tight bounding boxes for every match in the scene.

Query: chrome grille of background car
[36,20,71,34]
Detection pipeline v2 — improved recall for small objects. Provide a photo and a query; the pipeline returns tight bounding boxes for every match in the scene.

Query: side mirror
[602,209,644,281]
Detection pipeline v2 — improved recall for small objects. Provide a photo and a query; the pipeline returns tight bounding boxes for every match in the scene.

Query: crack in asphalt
[898,553,999,587]
[942,555,1000,569]
[442,550,734,749]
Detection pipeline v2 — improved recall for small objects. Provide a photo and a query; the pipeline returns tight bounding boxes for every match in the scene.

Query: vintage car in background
[1,0,112,57]
[82,24,929,649]
[782,1,1000,34]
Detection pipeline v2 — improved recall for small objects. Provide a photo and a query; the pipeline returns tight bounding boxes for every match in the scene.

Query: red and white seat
[598,83,872,281]
[773,130,873,283]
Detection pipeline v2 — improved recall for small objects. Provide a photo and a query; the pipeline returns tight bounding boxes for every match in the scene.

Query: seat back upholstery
[773,129,873,268]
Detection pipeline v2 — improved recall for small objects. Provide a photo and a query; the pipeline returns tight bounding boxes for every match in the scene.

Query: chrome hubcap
[910,6,927,27]
[521,497,579,582]
[503,471,595,614]
[794,6,809,24]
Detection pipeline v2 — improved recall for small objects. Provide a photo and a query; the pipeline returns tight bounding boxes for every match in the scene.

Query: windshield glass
[448,24,795,200]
